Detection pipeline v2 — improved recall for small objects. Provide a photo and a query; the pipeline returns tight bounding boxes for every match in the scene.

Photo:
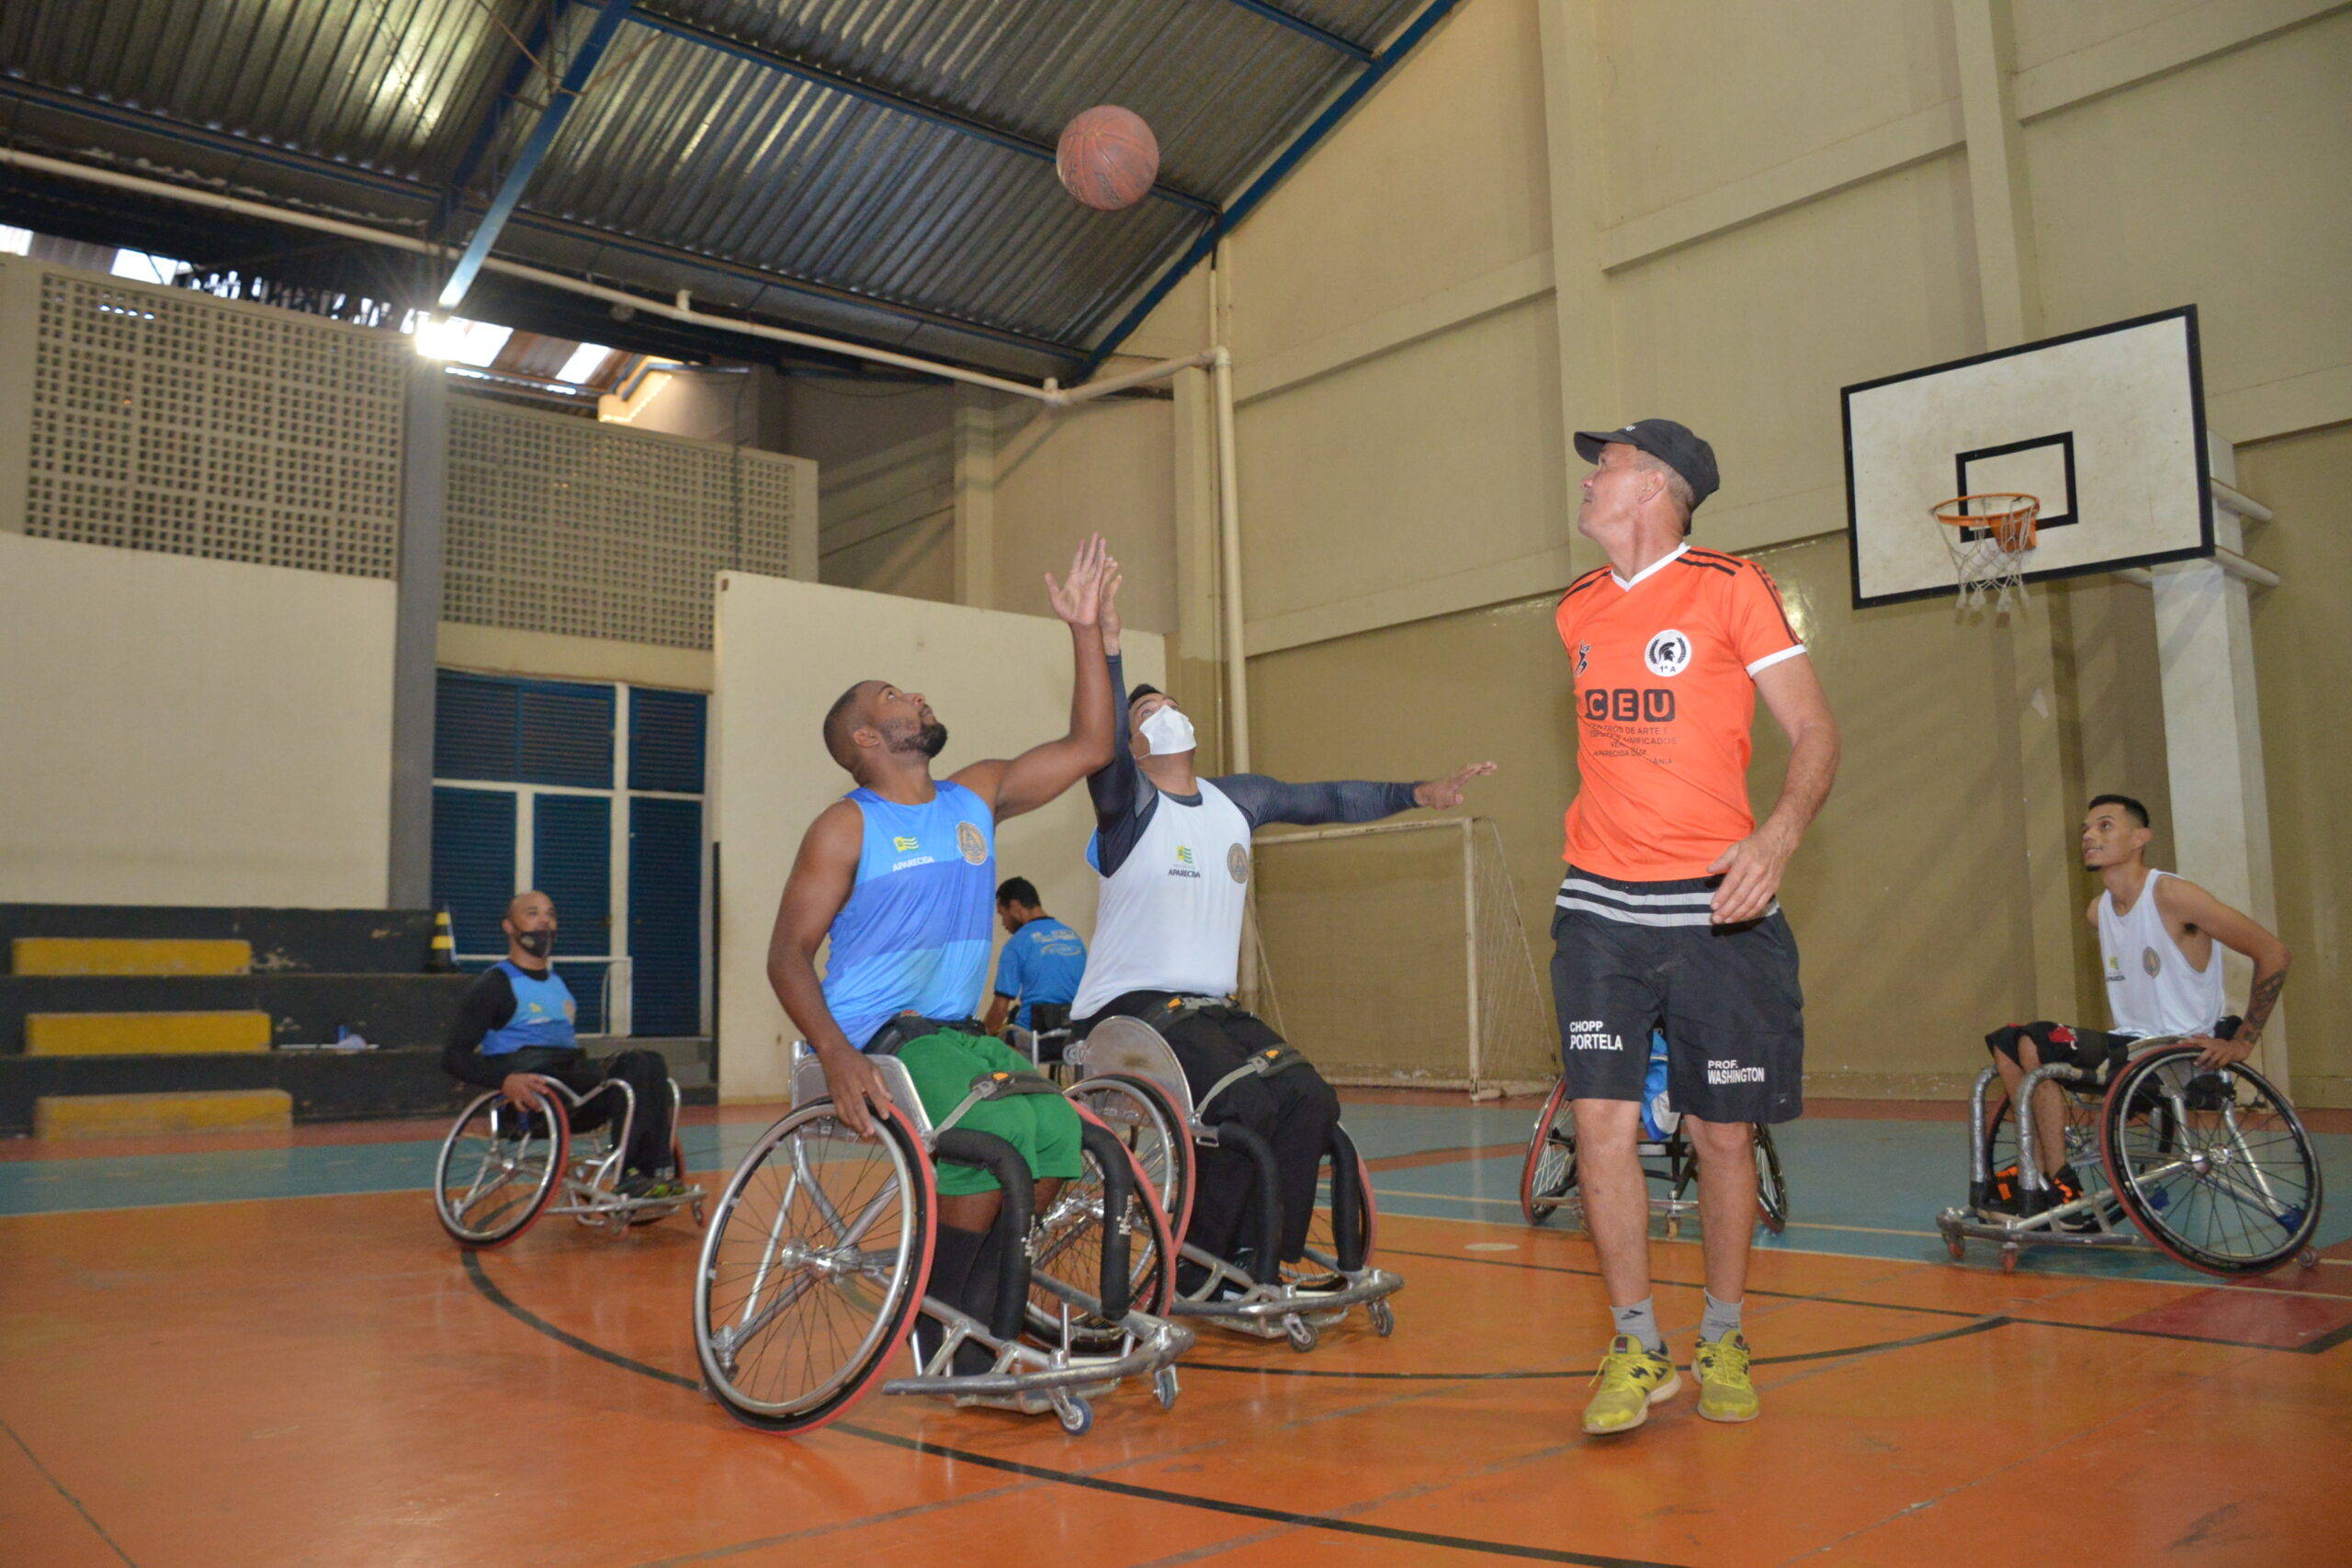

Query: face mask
[515,928,555,960]
[1139,705,1196,757]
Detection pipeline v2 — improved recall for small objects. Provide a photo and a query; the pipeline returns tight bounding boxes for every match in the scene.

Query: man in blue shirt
[982,875,1087,1038]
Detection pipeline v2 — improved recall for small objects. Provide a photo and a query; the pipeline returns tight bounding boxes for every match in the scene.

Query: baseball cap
[1573,419,1719,508]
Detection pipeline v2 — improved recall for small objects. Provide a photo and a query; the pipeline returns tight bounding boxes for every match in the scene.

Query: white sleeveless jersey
[1071,778,1252,1017]
[2097,870,2225,1037]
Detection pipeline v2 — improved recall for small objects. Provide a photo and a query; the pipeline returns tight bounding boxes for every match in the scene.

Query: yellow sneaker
[1692,1333,1759,1423]
[1582,1335,1680,1435]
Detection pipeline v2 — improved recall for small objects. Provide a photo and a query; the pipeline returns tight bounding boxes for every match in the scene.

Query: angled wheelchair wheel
[435,1092,568,1248]
[1985,1075,2119,1220]
[693,1101,934,1435]
[1065,1073,1194,1246]
[1752,1124,1788,1235]
[2100,1045,2323,1277]
[1520,1078,1577,1227]
[1026,1108,1179,1353]
[1300,1124,1378,1274]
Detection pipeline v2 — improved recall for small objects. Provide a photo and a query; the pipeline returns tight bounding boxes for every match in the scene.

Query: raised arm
[953,534,1117,822]
[767,799,894,1135]
[1216,761,1497,830]
[1710,653,1839,924]
[2155,875,2290,1067]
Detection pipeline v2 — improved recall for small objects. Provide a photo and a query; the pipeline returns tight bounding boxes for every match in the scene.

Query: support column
[388,361,447,909]
[952,386,998,609]
[2152,465,2288,1084]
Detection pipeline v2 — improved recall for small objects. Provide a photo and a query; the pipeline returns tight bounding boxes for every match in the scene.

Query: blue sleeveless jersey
[480,961,580,1055]
[821,780,997,1050]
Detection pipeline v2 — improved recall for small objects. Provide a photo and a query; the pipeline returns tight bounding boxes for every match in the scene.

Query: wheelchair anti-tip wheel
[2100,1044,2324,1277]
[1520,1079,1577,1227]
[1025,1111,1179,1353]
[435,1092,569,1248]
[1063,1073,1195,1253]
[693,1101,934,1435]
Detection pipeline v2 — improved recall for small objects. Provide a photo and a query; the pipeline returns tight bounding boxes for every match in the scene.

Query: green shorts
[894,1028,1083,1198]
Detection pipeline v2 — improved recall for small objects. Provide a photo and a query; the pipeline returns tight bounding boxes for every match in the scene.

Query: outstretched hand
[1046,533,1115,629]
[1415,761,1498,810]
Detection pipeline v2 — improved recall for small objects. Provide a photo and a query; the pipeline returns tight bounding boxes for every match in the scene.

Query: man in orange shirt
[1553,421,1840,1438]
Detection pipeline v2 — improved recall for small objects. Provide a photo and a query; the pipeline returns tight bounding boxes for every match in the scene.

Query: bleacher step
[36,1089,291,1139]
[13,937,252,976]
[26,1010,272,1055]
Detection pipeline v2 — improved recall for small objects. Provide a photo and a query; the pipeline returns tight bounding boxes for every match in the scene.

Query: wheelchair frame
[1065,1013,1402,1353]
[1937,1035,2324,1277]
[1518,1077,1789,1239]
[435,1074,703,1248]
[692,1043,1192,1437]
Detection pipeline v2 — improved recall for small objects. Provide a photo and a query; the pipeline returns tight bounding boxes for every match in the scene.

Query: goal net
[1245,817,1556,1097]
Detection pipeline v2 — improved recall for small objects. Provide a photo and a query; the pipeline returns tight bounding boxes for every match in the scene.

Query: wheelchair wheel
[2100,1044,2323,1277]
[1026,1110,1179,1353]
[1065,1073,1194,1246]
[435,1092,568,1248]
[1753,1125,1788,1234]
[1300,1125,1378,1274]
[693,1101,934,1435]
[1519,1079,1577,1227]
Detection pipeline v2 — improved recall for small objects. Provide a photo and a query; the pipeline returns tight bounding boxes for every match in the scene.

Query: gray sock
[1699,1291,1743,1344]
[1610,1298,1664,1356]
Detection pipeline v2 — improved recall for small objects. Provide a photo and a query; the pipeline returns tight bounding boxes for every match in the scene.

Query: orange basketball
[1057,105,1159,211]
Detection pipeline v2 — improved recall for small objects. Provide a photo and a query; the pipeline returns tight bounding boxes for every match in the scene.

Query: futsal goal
[1247,817,1556,1098]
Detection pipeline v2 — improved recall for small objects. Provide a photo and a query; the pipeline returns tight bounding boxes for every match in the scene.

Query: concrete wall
[710,571,1165,1100]
[0,534,396,908]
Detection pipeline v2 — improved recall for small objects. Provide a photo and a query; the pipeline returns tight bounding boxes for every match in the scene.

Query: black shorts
[1549,866,1804,1125]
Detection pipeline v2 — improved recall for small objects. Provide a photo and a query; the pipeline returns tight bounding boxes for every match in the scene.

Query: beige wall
[0,534,395,908]
[710,571,1165,1100]
[992,397,1179,637]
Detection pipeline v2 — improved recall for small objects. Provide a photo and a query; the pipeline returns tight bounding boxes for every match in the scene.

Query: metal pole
[1211,346,1250,772]
[1462,816,1480,1090]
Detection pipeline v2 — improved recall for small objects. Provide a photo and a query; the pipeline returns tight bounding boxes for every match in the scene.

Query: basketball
[1057,105,1159,210]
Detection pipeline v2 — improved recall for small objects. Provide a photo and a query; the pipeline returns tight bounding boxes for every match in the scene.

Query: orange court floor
[5,1095,2351,1568]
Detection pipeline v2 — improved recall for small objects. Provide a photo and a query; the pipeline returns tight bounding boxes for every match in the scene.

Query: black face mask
[514,928,555,960]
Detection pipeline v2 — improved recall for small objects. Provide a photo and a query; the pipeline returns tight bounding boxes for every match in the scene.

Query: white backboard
[1843,307,2211,608]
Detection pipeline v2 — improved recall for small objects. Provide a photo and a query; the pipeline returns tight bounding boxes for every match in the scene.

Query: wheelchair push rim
[1064,1073,1195,1251]
[2098,1044,2324,1277]
[1025,1106,1181,1353]
[1520,1078,1577,1227]
[435,1091,569,1248]
[693,1100,935,1434]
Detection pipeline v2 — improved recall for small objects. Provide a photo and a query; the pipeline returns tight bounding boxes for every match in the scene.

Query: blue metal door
[628,797,703,1037]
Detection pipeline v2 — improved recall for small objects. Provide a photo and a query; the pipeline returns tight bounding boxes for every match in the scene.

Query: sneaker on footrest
[616,1171,692,1201]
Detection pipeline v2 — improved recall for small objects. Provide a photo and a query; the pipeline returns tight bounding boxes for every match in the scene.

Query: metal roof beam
[1215,0,1376,64]
[1078,0,1460,376]
[440,2,562,225]
[437,0,639,311]
[628,5,1219,218]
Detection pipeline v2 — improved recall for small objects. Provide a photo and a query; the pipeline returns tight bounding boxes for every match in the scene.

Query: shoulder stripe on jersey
[1674,555,1738,577]
[1558,570,1609,605]
[1754,567,1801,643]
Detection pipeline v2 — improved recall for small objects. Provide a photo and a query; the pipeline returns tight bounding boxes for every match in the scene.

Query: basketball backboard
[1843,306,2211,608]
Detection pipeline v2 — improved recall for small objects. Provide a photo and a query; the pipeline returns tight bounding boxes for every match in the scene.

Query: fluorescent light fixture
[555,342,613,384]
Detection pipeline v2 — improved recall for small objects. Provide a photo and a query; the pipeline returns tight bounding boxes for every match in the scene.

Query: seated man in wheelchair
[981,874,1086,1061]
[765,536,1118,1375]
[1070,602,1494,1297]
[1982,794,2287,1213]
[441,890,686,1199]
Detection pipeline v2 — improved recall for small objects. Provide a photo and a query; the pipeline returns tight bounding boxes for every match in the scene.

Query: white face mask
[1138,704,1197,757]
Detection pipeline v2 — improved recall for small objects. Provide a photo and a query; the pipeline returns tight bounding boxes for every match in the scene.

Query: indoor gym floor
[5,1091,2350,1568]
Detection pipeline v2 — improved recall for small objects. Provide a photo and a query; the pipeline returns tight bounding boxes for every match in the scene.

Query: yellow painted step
[24,1010,273,1055]
[36,1089,292,1140]
[12,937,253,976]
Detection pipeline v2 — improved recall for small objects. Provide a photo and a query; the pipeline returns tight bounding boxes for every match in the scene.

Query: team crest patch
[1574,641,1590,677]
[957,821,988,864]
[1645,628,1692,677]
[2143,946,2162,977]
[1228,843,1250,884]
[892,835,919,852]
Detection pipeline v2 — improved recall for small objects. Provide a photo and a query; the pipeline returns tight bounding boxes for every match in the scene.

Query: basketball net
[1932,493,2040,614]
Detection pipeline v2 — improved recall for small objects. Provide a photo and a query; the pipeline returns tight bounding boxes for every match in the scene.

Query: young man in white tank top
[1984,794,2290,1197]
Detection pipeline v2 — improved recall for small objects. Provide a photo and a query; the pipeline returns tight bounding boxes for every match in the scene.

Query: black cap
[1573,419,1719,509]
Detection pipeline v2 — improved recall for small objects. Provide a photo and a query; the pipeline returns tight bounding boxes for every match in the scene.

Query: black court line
[1381,1245,2352,1356]
[2,1412,139,1567]
[459,1254,1682,1567]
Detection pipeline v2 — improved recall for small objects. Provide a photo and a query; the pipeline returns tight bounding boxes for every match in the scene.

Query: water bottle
[1640,1030,1679,1141]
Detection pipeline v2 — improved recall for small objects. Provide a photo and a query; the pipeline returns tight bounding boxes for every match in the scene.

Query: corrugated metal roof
[0,0,1436,375]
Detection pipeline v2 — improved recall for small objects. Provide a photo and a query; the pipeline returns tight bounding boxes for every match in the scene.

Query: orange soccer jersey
[1555,543,1805,880]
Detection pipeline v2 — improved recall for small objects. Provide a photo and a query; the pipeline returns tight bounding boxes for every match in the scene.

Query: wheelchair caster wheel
[1153,1367,1181,1410]
[1664,1219,1682,1242]
[692,1201,707,1228]
[1284,1315,1319,1353]
[2301,1247,2322,1270]
[1945,1235,1965,1262]
[2000,1247,2018,1275]
[1368,1299,1395,1337]
[1056,1396,1093,1437]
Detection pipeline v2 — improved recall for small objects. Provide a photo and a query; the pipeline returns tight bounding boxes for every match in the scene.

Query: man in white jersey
[1983,793,2290,1203]
[1071,590,1495,1288]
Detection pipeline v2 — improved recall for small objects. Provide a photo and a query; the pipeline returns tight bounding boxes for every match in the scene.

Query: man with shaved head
[767,534,1118,1374]
[442,889,685,1196]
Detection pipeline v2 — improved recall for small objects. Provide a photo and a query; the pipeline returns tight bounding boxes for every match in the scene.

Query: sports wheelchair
[692,1044,1192,1437]
[1061,1012,1401,1352]
[1518,1034,1789,1237]
[435,1074,703,1247]
[1937,1035,2324,1276]
[1005,1002,1077,1081]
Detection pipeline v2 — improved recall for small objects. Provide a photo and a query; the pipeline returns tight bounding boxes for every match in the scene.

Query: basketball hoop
[1932,492,2040,613]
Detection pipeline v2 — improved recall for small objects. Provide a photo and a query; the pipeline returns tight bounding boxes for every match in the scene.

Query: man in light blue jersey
[981,875,1087,1041]
[764,535,1119,1368]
